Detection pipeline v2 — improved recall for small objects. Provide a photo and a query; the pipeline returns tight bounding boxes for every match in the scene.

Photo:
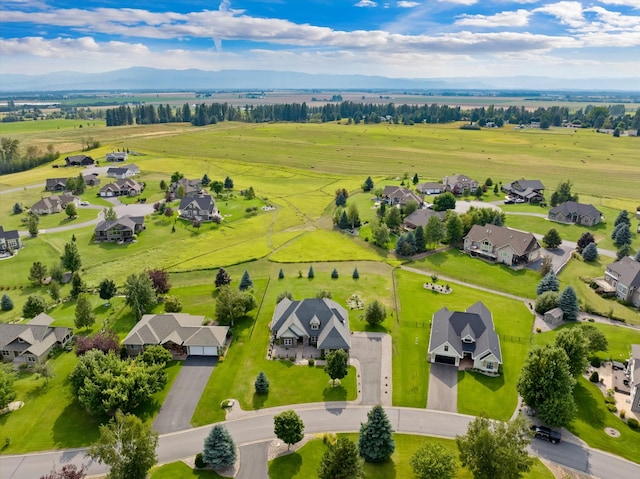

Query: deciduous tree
[147,269,171,295]
[29,261,48,285]
[535,291,559,314]
[203,424,237,469]
[273,410,304,450]
[75,330,120,356]
[39,464,87,479]
[445,212,464,244]
[28,214,39,237]
[410,443,457,479]
[543,228,562,248]
[124,272,157,321]
[23,294,47,319]
[425,215,444,249]
[318,437,363,479]
[325,349,349,386]
[364,300,386,327]
[65,202,77,218]
[214,268,232,288]
[215,286,256,326]
[164,295,183,313]
[104,207,117,221]
[371,222,390,247]
[0,366,17,409]
[576,232,595,253]
[384,207,402,230]
[74,294,96,330]
[98,278,117,302]
[433,192,456,211]
[358,405,395,463]
[555,328,589,377]
[61,240,82,273]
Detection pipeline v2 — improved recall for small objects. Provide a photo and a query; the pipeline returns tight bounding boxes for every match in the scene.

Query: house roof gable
[465,224,539,256]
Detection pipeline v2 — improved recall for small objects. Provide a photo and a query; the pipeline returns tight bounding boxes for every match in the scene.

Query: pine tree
[278,268,285,279]
[338,210,350,229]
[358,405,395,463]
[1,294,13,311]
[331,268,339,279]
[536,271,560,295]
[363,176,374,192]
[616,244,631,260]
[614,209,630,227]
[352,267,359,279]
[75,294,96,330]
[239,270,253,291]
[224,176,234,190]
[412,173,419,184]
[215,268,232,288]
[414,226,426,253]
[613,224,631,246]
[308,266,314,279]
[61,240,82,273]
[558,286,579,321]
[335,193,347,207]
[492,214,503,226]
[202,424,237,469]
[255,371,270,395]
[70,272,85,299]
[582,242,598,261]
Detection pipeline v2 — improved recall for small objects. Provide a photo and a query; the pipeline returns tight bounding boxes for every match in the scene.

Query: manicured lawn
[268,433,554,479]
[568,378,640,464]
[150,461,229,479]
[410,249,540,299]
[393,269,534,419]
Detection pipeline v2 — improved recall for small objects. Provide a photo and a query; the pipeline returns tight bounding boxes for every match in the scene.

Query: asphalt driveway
[153,356,217,434]
[350,334,383,405]
[426,363,458,412]
[237,442,269,479]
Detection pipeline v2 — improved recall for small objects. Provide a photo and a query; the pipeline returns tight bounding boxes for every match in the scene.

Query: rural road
[1,405,638,479]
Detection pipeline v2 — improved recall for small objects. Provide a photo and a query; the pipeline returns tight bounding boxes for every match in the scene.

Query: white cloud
[457,9,532,27]
[355,1,377,7]
[397,1,420,7]
[534,1,586,28]
[598,0,640,8]
[438,0,477,5]
[0,36,149,58]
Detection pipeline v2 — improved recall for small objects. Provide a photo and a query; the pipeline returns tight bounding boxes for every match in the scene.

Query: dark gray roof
[403,209,445,228]
[45,178,68,188]
[465,224,540,256]
[179,195,215,212]
[607,257,640,289]
[549,201,602,220]
[428,301,502,363]
[271,298,350,350]
[94,215,144,233]
[122,313,228,348]
[507,179,545,192]
[0,226,20,241]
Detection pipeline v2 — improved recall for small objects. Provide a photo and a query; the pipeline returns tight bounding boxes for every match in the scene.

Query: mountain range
[0,67,638,92]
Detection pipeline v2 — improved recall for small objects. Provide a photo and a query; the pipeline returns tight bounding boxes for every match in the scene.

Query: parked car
[514,198,526,203]
[504,198,515,204]
[530,425,561,444]
[80,201,90,206]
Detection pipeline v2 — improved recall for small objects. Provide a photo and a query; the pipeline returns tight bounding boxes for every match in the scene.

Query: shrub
[195,452,206,468]
[620,410,626,419]
[536,327,542,333]
[308,358,315,367]
[331,268,339,279]
[589,371,599,382]
[606,403,617,413]
[627,418,639,430]
[590,357,601,368]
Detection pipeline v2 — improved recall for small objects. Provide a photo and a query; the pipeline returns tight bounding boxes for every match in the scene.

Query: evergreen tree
[616,243,631,260]
[412,173,419,185]
[576,232,595,253]
[308,266,315,279]
[224,176,234,190]
[414,225,426,253]
[338,210,350,229]
[61,241,82,273]
[352,267,359,279]
[611,222,624,240]
[104,207,118,221]
[215,268,232,288]
[202,425,237,469]
[493,184,499,194]
[201,174,211,187]
[614,209,631,227]
[364,300,386,327]
[29,261,48,285]
[1,294,14,311]
[13,202,23,214]
[239,270,253,291]
[70,272,85,299]
[255,371,270,395]
[358,405,395,463]
[582,242,598,261]
[23,295,47,318]
[613,224,631,246]
[278,268,285,279]
[98,279,117,302]
[558,286,579,321]
[75,294,96,330]
[28,214,39,237]
[336,192,347,207]
[635,250,640,262]
[318,437,363,479]
[536,271,559,295]
[492,214,503,226]
[331,268,339,279]
[363,176,374,192]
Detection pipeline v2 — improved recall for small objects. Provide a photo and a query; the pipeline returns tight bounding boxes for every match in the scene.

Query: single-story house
[99,178,143,197]
[443,174,479,195]
[544,307,564,325]
[45,178,69,192]
[403,209,445,230]
[502,179,545,203]
[65,155,94,167]
[178,195,218,222]
[0,313,73,365]
[548,201,603,226]
[383,186,424,207]
[427,301,502,374]
[107,164,140,179]
[416,182,444,195]
[94,215,145,242]
[83,174,101,187]
[270,297,351,354]
[463,224,541,266]
[31,195,79,215]
[0,226,22,252]
[170,178,203,198]
[628,344,640,413]
[106,152,128,162]
[122,313,229,358]
[604,256,640,307]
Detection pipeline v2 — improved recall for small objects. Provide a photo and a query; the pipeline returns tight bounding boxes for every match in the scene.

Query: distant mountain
[0,67,638,92]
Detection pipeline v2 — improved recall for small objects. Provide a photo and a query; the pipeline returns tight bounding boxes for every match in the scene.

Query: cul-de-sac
[1,100,639,479]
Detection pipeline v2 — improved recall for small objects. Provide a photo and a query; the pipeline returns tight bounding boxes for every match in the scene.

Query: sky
[0,0,639,80]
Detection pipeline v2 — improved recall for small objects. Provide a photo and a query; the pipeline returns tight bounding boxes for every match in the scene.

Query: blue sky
[0,1,638,79]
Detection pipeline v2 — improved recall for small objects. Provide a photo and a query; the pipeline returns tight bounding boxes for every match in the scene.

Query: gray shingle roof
[179,195,216,212]
[383,186,424,205]
[271,298,351,350]
[507,179,545,192]
[607,256,640,289]
[0,314,72,359]
[403,209,445,229]
[465,224,540,256]
[0,226,20,241]
[428,301,502,363]
[549,201,602,221]
[94,215,144,233]
[122,314,228,348]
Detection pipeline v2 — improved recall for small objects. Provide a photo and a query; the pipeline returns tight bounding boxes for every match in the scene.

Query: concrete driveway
[350,334,383,405]
[153,356,217,434]
[426,363,458,412]
[527,244,573,274]
[237,442,269,479]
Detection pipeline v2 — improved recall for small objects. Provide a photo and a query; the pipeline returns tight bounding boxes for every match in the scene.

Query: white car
[514,198,526,203]
[80,201,89,206]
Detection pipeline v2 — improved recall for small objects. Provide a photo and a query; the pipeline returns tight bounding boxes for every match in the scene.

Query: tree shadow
[364,458,397,478]
[268,451,303,479]
[52,400,101,448]
[323,385,347,402]
[461,370,505,392]
[252,392,268,410]
[574,380,606,428]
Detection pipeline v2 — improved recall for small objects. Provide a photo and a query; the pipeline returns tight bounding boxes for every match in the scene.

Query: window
[27,355,36,362]
[1,350,9,356]
[310,336,318,344]
[130,344,139,350]
[311,323,319,330]
[283,338,293,346]
[444,345,449,352]
[486,362,494,370]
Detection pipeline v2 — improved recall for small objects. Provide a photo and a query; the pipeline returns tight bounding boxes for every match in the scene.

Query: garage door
[203,346,218,356]
[434,355,456,365]
[188,346,218,356]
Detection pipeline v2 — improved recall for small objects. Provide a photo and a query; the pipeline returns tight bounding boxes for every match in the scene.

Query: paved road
[350,334,383,405]
[426,363,458,412]
[237,442,269,479]
[3,405,639,479]
[153,356,217,434]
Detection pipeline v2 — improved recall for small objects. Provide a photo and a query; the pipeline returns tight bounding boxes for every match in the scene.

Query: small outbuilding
[544,307,564,325]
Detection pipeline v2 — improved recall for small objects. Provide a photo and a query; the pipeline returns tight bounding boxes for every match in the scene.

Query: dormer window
[310,317,320,330]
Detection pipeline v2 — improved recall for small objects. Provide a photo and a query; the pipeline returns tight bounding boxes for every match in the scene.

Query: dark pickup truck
[530,425,561,444]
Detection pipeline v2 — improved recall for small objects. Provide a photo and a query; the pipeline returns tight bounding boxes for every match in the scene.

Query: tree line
[0,137,60,175]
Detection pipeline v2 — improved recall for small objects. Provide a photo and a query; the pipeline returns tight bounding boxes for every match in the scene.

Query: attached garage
[188,346,218,356]
[434,355,457,366]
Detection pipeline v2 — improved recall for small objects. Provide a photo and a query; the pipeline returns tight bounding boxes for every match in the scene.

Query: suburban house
[628,345,640,413]
[31,195,79,215]
[64,155,94,167]
[427,301,502,374]
[84,173,101,187]
[94,215,145,243]
[0,226,22,253]
[383,185,424,207]
[463,224,541,266]
[502,179,545,203]
[443,174,479,195]
[99,178,143,197]
[603,256,640,307]
[270,298,351,354]
[548,201,603,226]
[107,164,140,179]
[122,313,229,358]
[45,178,69,192]
[178,195,218,222]
[106,152,128,162]
[416,182,444,195]
[171,178,203,198]
[403,209,445,230]
[0,313,73,365]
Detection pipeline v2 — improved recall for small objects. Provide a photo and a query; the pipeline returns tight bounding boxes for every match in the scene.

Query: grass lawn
[150,461,229,479]
[568,378,640,464]
[410,249,540,299]
[268,433,553,479]
[558,257,640,326]
[393,269,534,419]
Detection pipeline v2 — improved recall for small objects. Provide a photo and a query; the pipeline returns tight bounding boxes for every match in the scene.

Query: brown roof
[122,313,228,348]
[465,224,540,256]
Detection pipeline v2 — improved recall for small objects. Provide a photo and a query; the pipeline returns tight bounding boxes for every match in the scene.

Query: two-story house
[443,174,479,195]
[604,256,640,307]
[464,224,541,266]
[178,195,218,222]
